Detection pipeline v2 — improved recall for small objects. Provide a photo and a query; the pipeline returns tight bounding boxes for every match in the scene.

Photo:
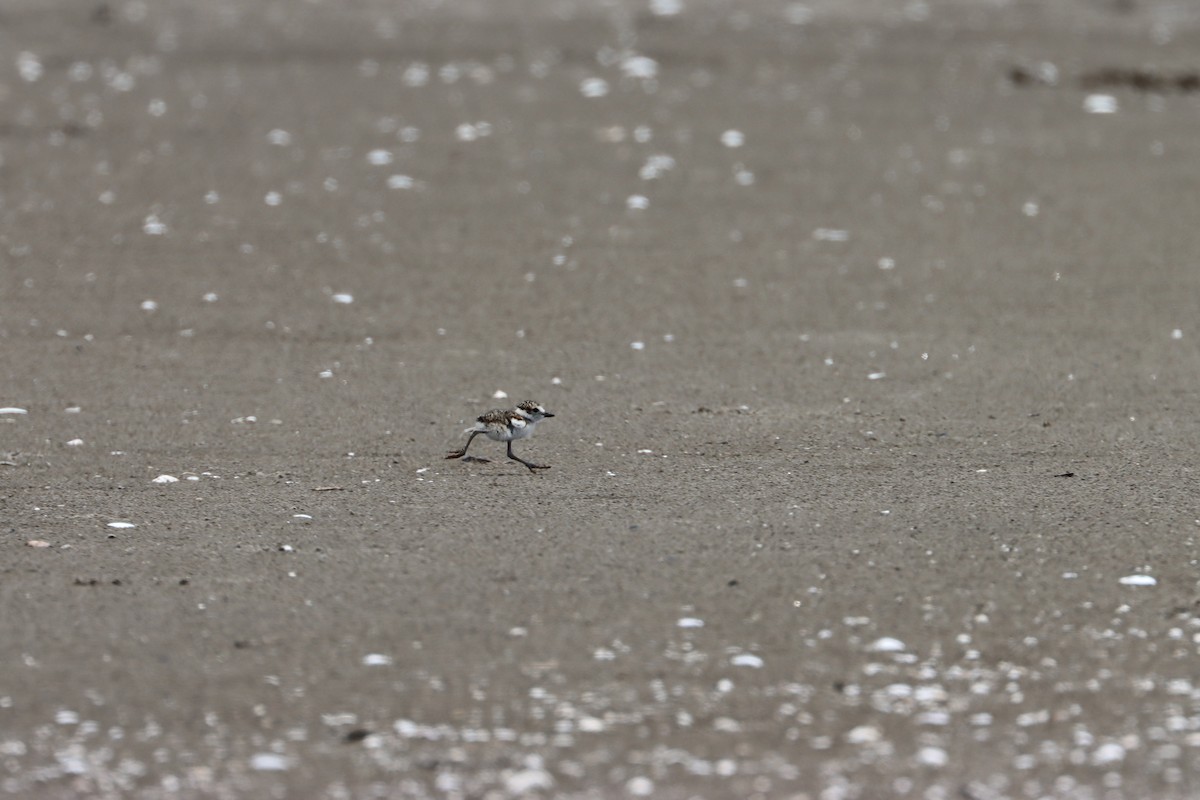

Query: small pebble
[249,753,289,772]
[362,653,393,666]
[627,776,655,796]
[868,637,906,652]
[731,653,764,668]
[916,746,948,767]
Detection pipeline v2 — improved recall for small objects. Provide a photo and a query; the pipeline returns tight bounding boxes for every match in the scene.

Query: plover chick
[446,401,556,472]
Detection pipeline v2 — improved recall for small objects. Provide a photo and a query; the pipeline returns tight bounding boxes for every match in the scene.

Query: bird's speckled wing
[476,409,511,425]
[474,408,522,437]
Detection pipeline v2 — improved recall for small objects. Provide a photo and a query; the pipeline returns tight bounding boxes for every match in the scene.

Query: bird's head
[516,400,554,421]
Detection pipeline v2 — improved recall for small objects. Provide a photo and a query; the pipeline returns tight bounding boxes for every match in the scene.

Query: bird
[446,400,556,472]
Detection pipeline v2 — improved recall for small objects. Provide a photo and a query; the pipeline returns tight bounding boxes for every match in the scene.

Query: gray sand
[3,1,1200,797]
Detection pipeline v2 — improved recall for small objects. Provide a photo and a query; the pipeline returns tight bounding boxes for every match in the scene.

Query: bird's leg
[507,441,549,472]
[446,430,483,460]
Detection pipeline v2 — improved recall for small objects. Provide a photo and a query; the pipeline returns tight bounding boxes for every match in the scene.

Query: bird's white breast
[509,420,535,440]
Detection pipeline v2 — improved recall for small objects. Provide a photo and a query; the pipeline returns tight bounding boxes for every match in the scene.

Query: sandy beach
[3,1,1200,797]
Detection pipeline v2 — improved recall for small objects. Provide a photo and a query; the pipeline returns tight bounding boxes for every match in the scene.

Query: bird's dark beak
[543,412,555,418]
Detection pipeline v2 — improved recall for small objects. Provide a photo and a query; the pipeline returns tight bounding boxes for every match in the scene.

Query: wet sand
[4,1,1200,797]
